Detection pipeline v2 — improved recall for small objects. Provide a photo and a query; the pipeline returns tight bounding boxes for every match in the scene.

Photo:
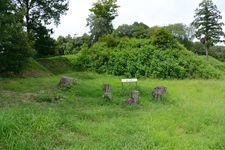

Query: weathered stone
[102,84,112,101]
[152,86,167,101]
[124,97,136,104]
[124,90,140,104]
[59,76,73,88]
[103,84,111,93]
[130,90,140,103]
[103,92,113,101]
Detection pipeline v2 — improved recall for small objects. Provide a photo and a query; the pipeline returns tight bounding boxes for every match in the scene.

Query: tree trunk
[205,46,209,61]
[25,0,31,37]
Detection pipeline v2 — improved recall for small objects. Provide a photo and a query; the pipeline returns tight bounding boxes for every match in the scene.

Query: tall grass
[0,72,225,149]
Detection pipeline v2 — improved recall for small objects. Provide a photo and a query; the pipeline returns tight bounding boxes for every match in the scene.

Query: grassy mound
[21,58,52,77]
[37,55,77,74]
[204,56,225,73]
[75,38,223,79]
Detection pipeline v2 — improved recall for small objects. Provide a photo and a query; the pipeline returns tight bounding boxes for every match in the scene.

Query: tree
[33,26,56,57]
[55,34,91,55]
[191,42,205,55]
[0,0,33,74]
[13,0,68,36]
[12,0,68,57]
[130,22,150,38]
[192,0,225,61]
[165,23,195,50]
[114,22,150,38]
[87,0,119,42]
[113,24,132,37]
[166,23,194,41]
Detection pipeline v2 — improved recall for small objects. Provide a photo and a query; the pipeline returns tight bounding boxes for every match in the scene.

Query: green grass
[1,72,225,149]
[37,55,77,74]
[204,56,225,73]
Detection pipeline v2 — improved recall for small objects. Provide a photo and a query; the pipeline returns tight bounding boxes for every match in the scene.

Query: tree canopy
[13,0,68,34]
[0,0,33,74]
[87,0,119,42]
[12,0,69,56]
[192,0,225,61]
[114,22,150,38]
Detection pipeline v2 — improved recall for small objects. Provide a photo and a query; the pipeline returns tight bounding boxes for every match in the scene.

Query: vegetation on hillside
[74,35,222,79]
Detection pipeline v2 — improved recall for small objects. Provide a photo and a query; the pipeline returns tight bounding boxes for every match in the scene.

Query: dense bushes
[75,38,221,79]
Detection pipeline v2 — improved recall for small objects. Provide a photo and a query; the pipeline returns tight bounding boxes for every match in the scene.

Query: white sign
[121,78,138,83]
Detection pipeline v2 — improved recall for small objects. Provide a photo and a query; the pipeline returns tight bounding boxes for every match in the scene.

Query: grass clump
[34,90,65,103]
[1,72,225,149]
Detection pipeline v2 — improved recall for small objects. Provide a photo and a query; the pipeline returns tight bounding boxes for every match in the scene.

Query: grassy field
[1,72,225,149]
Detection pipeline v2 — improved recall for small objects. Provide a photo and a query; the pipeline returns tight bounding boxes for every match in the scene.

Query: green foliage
[55,34,91,55]
[34,90,65,103]
[191,42,205,55]
[130,22,151,38]
[0,0,34,74]
[1,72,225,149]
[75,38,221,79]
[21,58,52,77]
[13,0,68,31]
[34,26,56,57]
[192,0,225,60]
[204,56,225,73]
[75,42,111,73]
[190,42,225,61]
[55,35,74,55]
[87,0,119,42]
[165,23,195,50]
[113,24,132,37]
[38,55,75,74]
[99,34,118,47]
[151,28,178,49]
[12,0,69,55]
[114,22,151,38]
[209,46,225,61]
[165,23,194,41]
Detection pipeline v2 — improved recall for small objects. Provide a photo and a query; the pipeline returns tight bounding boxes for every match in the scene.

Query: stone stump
[103,84,112,101]
[152,86,167,101]
[59,76,73,88]
[103,84,111,93]
[124,90,140,104]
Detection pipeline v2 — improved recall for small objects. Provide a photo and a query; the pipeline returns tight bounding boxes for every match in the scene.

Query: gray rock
[103,84,112,101]
[152,86,167,101]
[59,76,73,88]
[124,90,140,104]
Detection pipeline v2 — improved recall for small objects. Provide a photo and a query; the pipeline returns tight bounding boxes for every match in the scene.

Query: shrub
[74,38,221,79]
[151,28,177,49]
